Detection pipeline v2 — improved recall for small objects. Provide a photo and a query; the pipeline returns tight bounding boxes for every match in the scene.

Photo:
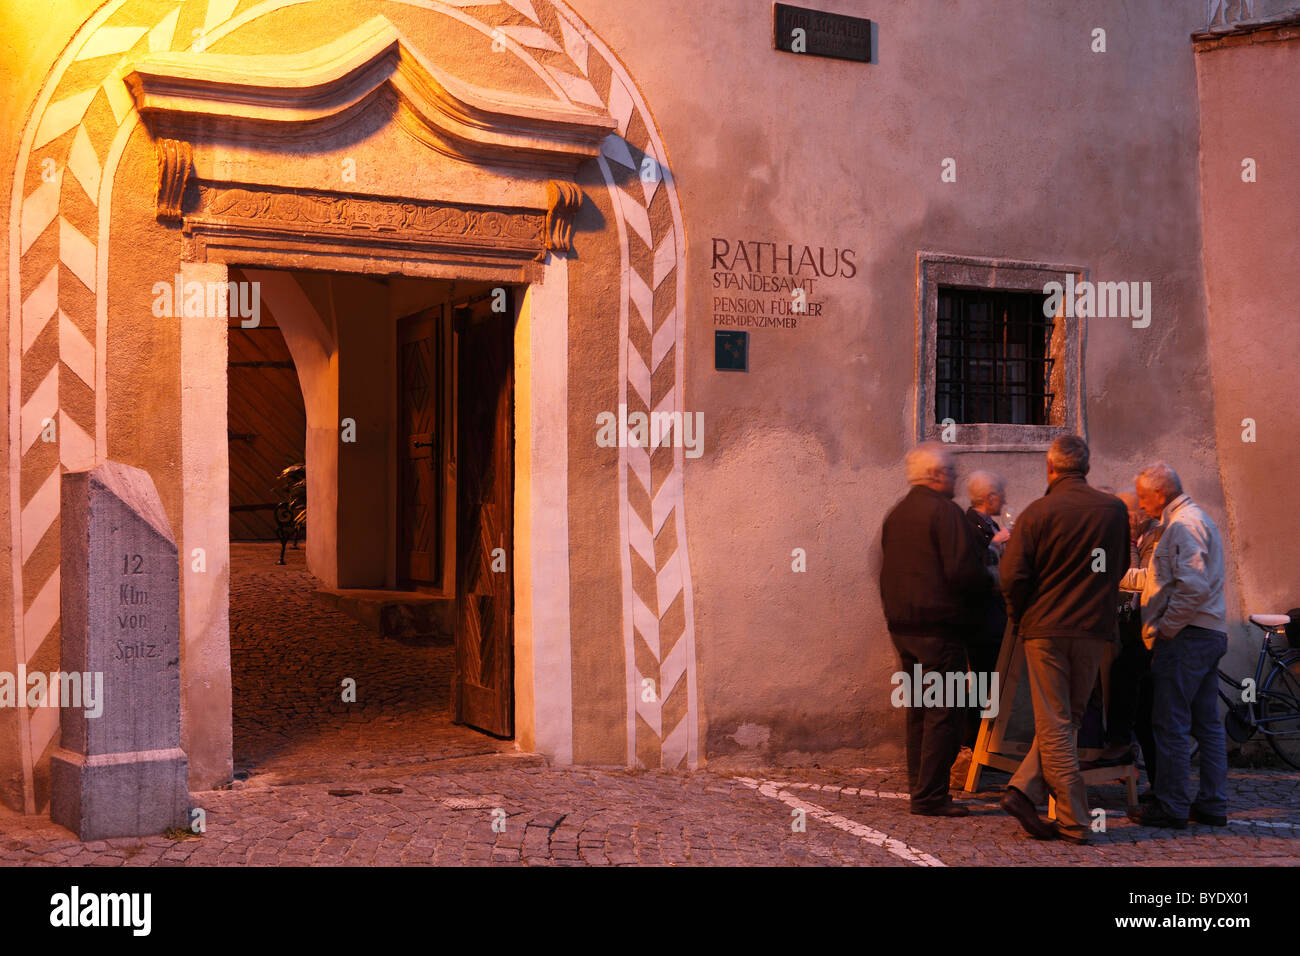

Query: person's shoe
[1129,801,1188,829]
[1056,827,1091,845]
[1090,749,1135,768]
[1189,806,1228,827]
[1000,786,1058,839]
[911,800,970,817]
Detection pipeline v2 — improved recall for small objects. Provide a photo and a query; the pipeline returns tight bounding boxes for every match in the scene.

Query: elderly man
[880,442,989,816]
[964,471,1012,746]
[1100,491,1161,787]
[1125,463,1230,829]
[998,436,1130,844]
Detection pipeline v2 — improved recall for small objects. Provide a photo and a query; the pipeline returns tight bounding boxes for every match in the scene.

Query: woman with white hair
[963,471,1011,746]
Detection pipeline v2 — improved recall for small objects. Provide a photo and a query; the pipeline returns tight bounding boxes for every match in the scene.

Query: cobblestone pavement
[230,542,511,784]
[0,541,1295,865]
[0,761,1297,866]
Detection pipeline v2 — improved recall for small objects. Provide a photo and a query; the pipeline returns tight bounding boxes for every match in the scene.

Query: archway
[7,0,696,815]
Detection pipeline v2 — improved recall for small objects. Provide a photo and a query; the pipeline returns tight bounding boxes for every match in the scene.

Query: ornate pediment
[123,16,616,175]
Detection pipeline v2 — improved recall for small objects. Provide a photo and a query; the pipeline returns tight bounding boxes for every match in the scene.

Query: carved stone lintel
[543,180,582,255]
[185,183,546,263]
[156,139,193,222]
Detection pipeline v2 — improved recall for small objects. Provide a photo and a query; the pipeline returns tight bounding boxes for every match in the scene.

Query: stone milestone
[50,461,189,840]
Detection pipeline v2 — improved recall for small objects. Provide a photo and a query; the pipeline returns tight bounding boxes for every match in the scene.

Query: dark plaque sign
[773,3,872,63]
[715,330,749,372]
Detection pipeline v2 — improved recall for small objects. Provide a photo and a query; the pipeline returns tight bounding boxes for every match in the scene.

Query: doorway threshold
[241,750,545,789]
[312,588,454,644]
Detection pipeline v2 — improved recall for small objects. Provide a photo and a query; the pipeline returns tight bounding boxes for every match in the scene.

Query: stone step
[224,750,547,789]
[312,588,455,644]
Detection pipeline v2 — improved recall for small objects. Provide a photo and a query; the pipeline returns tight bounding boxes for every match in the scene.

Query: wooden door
[228,310,305,540]
[398,309,443,586]
[454,292,514,737]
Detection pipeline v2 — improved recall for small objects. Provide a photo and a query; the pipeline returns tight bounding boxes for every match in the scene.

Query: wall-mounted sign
[711,237,857,331]
[773,3,873,63]
[715,330,749,372]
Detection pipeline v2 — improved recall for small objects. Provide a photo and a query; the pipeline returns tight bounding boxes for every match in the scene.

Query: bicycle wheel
[1259,652,1300,770]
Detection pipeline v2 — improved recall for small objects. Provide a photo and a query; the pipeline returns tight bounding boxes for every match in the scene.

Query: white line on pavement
[777,782,911,801]
[735,777,945,867]
[1228,818,1300,830]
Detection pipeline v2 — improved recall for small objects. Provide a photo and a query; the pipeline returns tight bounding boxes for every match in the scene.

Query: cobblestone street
[0,542,1295,866]
[230,542,512,784]
[0,761,1297,866]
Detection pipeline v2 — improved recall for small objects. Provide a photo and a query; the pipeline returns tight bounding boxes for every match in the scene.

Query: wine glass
[1002,508,1015,531]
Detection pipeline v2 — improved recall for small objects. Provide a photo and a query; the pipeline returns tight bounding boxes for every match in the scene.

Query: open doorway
[399,290,516,738]
[226,268,520,782]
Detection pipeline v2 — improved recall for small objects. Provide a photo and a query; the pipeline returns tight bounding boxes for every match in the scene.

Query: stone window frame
[915,252,1088,451]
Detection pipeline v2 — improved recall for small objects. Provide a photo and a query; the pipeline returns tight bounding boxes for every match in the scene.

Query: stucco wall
[2,0,1288,808]
[576,0,1237,765]
[1194,23,1300,666]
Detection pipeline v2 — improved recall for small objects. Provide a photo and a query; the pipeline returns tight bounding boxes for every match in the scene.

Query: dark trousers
[1107,635,1152,742]
[1110,609,1158,786]
[965,639,1002,747]
[1152,626,1229,817]
[891,630,967,811]
[1136,669,1159,788]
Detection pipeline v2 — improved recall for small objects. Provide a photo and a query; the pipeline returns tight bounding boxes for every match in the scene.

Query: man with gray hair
[998,435,1130,844]
[880,442,989,816]
[1125,462,1230,829]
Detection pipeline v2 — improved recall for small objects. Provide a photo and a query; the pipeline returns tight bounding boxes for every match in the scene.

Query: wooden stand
[1048,766,1139,818]
[964,630,1141,810]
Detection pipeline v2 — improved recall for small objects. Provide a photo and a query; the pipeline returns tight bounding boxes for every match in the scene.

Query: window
[935,288,1054,426]
[916,253,1085,450]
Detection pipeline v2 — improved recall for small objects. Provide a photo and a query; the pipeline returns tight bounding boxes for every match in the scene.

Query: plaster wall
[327,274,393,589]
[575,0,1237,765]
[1193,27,1300,669]
[238,268,340,586]
[2,0,1288,806]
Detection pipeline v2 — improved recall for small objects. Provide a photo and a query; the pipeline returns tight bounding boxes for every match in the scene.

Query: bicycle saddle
[1250,613,1291,628]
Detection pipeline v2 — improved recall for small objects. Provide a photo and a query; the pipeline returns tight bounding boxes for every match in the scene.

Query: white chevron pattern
[8,0,699,811]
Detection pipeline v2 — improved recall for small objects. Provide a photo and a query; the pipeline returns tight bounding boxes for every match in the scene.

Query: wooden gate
[398,308,445,586]
[228,311,305,540]
[453,292,514,737]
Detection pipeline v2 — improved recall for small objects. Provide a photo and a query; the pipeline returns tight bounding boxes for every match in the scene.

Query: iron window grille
[935,287,1055,426]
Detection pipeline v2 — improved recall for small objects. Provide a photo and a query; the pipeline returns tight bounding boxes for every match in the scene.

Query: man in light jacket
[1123,463,1230,829]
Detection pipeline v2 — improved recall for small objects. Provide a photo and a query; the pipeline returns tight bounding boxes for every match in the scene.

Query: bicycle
[1218,613,1300,769]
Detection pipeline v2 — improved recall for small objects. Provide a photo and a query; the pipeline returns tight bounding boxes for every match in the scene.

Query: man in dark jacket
[1105,490,1160,787]
[880,442,990,816]
[998,436,1130,844]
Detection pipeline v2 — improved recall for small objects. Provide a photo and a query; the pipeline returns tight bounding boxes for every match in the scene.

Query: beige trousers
[1009,636,1107,836]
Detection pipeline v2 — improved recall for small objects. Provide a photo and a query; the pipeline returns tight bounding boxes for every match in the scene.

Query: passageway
[229,543,511,784]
